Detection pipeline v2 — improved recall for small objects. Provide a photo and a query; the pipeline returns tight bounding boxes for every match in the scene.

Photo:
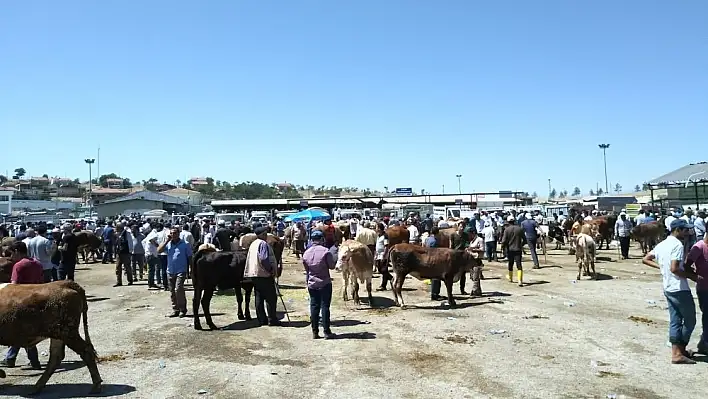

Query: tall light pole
[85,158,95,217]
[548,178,551,198]
[598,144,610,194]
[456,174,462,194]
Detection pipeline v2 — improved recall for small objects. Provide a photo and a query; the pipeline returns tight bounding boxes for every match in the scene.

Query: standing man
[642,219,698,364]
[158,227,192,318]
[101,222,115,264]
[615,212,633,260]
[114,223,134,287]
[214,220,236,251]
[129,224,146,282]
[143,224,160,289]
[375,223,393,291]
[481,221,497,262]
[292,222,307,259]
[684,232,708,355]
[302,230,336,339]
[156,223,169,291]
[502,216,526,286]
[244,227,281,327]
[520,215,541,269]
[426,227,443,300]
[27,225,54,282]
[0,242,43,369]
[58,224,79,281]
[355,222,377,259]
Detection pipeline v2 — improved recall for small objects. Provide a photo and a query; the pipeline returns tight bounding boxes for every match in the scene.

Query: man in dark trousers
[244,227,281,326]
[502,216,526,286]
[214,220,237,251]
[0,241,43,369]
[59,224,79,281]
[114,222,134,286]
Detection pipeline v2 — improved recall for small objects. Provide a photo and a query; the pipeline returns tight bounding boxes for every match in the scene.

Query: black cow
[547,223,565,250]
[191,247,253,330]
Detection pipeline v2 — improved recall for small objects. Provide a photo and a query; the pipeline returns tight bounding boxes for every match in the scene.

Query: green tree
[13,168,26,179]
[614,183,622,194]
[597,188,604,195]
[206,177,215,186]
[634,184,641,192]
[549,188,557,199]
[559,190,567,199]
[531,191,538,198]
[572,187,581,196]
[42,174,49,178]
[0,175,7,184]
[98,173,120,188]
[589,189,595,196]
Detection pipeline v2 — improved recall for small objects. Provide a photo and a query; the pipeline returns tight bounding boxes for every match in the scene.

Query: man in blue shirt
[158,227,192,318]
[425,228,444,301]
[520,216,541,269]
[101,222,115,264]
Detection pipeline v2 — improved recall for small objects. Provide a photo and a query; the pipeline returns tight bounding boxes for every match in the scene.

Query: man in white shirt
[642,218,699,364]
[481,221,497,262]
[406,219,419,244]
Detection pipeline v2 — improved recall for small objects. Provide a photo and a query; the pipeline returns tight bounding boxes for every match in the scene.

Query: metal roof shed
[645,162,708,210]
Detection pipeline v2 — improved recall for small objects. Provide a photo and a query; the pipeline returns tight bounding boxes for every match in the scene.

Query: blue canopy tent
[283,207,331,223]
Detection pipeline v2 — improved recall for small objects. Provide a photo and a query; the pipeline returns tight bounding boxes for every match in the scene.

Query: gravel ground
[1,242,707,398]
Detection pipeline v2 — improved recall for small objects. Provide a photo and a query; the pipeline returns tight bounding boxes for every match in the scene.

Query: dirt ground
[1,242,707,398]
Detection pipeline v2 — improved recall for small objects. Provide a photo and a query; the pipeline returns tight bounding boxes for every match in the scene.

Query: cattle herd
[0,208,683,393]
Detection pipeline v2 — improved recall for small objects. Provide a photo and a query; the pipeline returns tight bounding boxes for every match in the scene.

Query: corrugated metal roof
[647,162,708,185]
[101,190,186,205]
[211,199,289,206]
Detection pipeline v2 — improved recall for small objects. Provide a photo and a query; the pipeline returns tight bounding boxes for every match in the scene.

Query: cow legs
[353,280,361,305]
[64,335,102,394]
[192,285,204,330]
[201,289,217,330]
[342,271,350,302]
[243,284,253,320]
[30,339,65,395]
[393,272,406,307]
[236,286,246,320]
[443,276,456,308]
[366,278,373,307]
[576,255,583,281]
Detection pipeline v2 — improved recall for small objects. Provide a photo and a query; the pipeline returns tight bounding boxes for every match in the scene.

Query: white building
[0,188,15,214]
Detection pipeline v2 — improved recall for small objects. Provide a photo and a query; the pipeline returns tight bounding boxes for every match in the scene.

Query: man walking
[615,212,633,260]
[158,227,192,318]
[302,230,336,339]
[101,222,115,264]
[642,219,698,364]
[502,216,526,286]
[58,224,79,281]
[244,227,281,326]
[520,215,540,269]
[0,242,43,369]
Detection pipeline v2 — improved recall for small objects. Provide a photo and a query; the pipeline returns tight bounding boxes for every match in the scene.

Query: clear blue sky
[2,1,706,196]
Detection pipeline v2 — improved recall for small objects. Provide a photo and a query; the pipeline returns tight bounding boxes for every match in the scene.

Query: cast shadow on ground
[86,297,110,303]
[279,318,369,329]
[331,331,376,340]
[591,273,615,281]
[596,256,614,262]
[406,301,490,310]
[0,383,136,398]
[523,280,550,286]
[481,291,512,297]
[73,268,92,272]
[4,361,87,379]
[277,284,306,290]
[538,265,563,269]
[355,296,397,309]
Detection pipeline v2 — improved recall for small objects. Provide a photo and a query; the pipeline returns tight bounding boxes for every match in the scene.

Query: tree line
[547,183,648,199]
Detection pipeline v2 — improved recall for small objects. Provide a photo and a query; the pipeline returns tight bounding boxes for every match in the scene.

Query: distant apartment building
[105,178,125,189]
[0,188,14,214]
[189,177,210,188]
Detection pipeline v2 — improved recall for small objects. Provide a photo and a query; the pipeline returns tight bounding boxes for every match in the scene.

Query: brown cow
[575,233,597,280]
[76,230,103,264]
[586,215,617,249]
[385,225,410,247]
[632,222,664,255]
[0,278,102,394]
[388,243,479,307]
[236,233,284,269]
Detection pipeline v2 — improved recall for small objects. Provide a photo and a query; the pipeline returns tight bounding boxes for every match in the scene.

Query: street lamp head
[84,158,95,164]
[456,174,462,178]
[598,144,610,149]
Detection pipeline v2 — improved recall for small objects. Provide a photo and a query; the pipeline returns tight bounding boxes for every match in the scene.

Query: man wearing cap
[615,212,633,260]
[244,227,281,326]
[157,227,192,318]
[520,214,541,269]
[302,230,336,339]
[642,218,699,364]
[501,215,526,286]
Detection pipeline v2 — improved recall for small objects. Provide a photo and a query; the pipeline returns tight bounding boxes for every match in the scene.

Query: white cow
[575,233,597,280]
[336,240,374,306]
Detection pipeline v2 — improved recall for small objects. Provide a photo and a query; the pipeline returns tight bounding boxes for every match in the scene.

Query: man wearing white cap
[615,212,633,259]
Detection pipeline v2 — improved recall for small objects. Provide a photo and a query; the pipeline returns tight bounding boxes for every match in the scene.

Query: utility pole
[456,174,462,194]
[85,158,95,217]
[548,178,551,198]
[442,184,445,194]
[598,143,610,194]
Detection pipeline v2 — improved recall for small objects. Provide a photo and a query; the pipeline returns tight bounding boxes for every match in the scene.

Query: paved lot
[1,243,707,398]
